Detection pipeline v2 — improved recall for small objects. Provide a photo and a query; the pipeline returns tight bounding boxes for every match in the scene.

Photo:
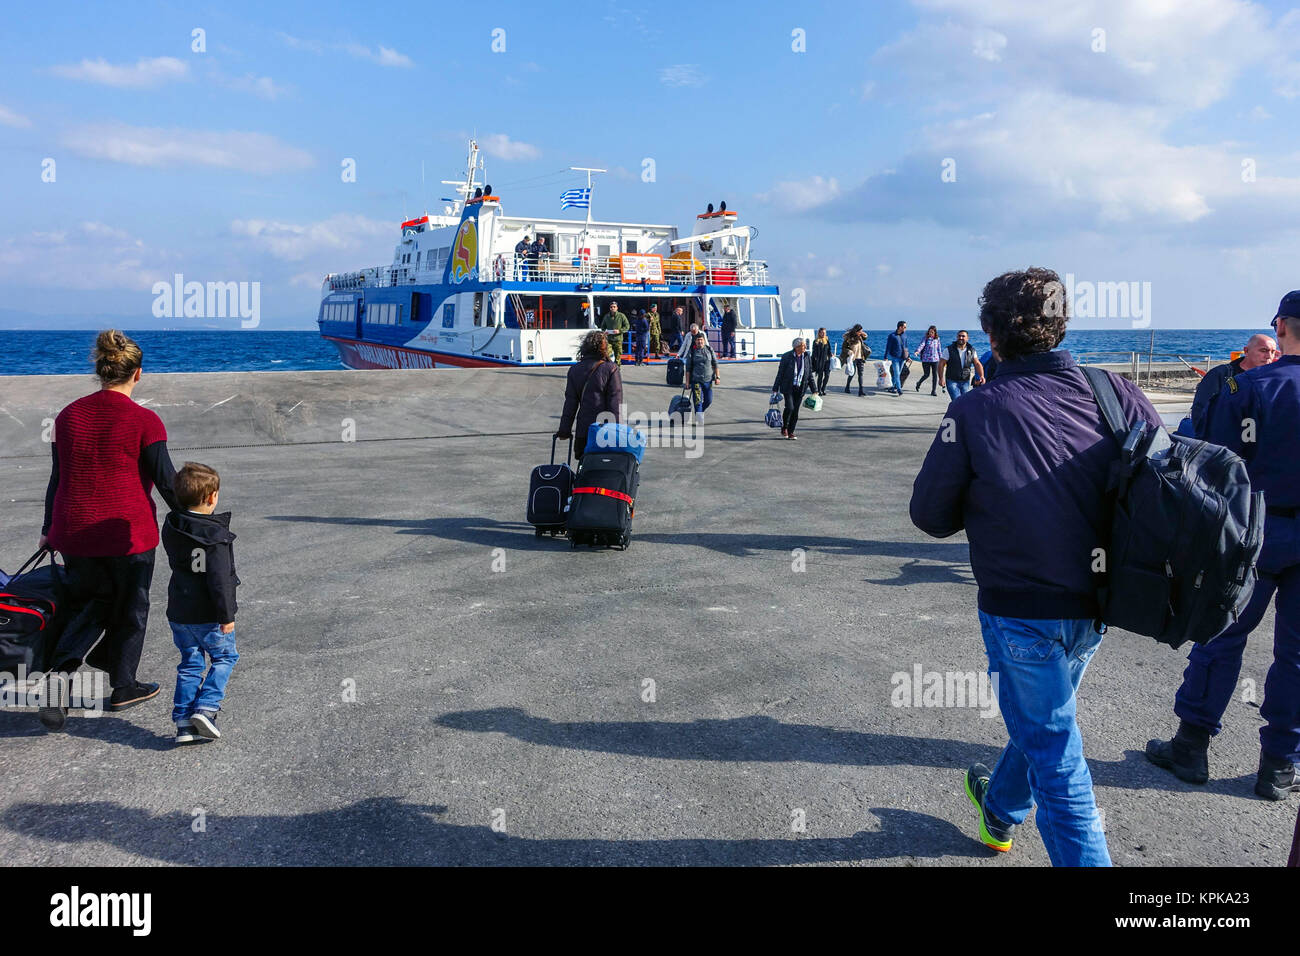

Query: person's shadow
[0,797,988,865]
[433,708,1001,769]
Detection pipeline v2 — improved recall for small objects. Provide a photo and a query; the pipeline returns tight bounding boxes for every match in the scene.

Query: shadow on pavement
[434,708,1000,769]
[0,797,986,865]
[266,515,973,567]
[0,709,174,750]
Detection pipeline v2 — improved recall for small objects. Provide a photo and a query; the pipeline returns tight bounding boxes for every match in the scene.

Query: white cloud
[51,56,189,88]
[757,176,842,212]
[0,222,159,291]
[220,72,291,100]
[61,122,314,174]
[374,46,413,68]
[659,64,708,87]
[230,214,393,262]
[0,104,30,128]
[281,33,412,67]
[971,28,1007,62]
[825,0,1300,238]
[479,133,540,161]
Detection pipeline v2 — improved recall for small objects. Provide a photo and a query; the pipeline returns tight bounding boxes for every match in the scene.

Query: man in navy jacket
[884,321,909,395]
[910,267,1161,866]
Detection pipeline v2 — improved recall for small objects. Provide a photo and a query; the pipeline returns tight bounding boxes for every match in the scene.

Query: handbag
[803,393,823,411]
[764,406,783,428]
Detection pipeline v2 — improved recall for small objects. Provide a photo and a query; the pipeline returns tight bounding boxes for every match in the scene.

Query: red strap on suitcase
[572,486,634,506]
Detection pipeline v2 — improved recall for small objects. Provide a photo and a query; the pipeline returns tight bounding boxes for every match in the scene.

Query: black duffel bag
[0,549,66,673]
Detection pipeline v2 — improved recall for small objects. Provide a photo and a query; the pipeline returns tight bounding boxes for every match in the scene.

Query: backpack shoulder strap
[1081,366,1128,443]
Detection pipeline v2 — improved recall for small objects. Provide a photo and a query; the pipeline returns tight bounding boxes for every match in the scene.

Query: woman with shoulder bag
[840,325,868,397]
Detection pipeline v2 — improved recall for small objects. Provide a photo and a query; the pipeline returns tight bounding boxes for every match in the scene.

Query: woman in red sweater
[38,330,178,729]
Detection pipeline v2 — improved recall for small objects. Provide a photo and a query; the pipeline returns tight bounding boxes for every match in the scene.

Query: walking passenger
[772,337,814,439]
[555,331,623,460]
[1146,291,1300,802]
[885,321,910,396]
[685,331,719,420]
[840,325,868,397]
[939,330,984,401]
[38,330,181,729]
[911,267,1162,866]
[677,323,703,360]
[664,306,685,352]
[913,325,943,395]
[811,328,832,396]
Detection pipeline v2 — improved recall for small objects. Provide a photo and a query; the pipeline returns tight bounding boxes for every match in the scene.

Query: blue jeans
[979,612,1112,867]
[692,382,713,414]
[171,622,239,723]
[1175,513,1300,761]
[946,380,971,401]
[889,358,904,391]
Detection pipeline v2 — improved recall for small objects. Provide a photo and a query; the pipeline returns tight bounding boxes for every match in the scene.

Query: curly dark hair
[978,267,1068,361]
[578,330,609,360]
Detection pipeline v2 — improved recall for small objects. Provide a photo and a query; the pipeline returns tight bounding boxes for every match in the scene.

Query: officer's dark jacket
[1190,356,1244,438]
[910,350,1160,620]
[1205,354,1300,511]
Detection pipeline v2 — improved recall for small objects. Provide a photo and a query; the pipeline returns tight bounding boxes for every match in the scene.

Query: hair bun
[92,329,143,386]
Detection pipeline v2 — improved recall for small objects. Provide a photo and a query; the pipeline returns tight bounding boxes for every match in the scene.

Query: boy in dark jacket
[161,462,240,744]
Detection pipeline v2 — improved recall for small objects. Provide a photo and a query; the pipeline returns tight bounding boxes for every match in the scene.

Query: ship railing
[493,254,769,286]
[328,256,772,290]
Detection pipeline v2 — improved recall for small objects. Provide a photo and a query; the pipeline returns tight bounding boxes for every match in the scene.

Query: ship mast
[440,140,483,217]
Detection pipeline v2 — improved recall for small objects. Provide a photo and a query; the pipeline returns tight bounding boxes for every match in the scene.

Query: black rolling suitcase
[668,386,693,421]
[567,451,639,550]
[666,357,684,387]
[527,436,574,537]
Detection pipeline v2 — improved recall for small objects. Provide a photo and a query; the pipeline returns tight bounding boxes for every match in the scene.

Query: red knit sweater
[48,390,169,557]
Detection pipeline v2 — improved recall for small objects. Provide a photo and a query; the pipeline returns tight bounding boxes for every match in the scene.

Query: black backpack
[1084,367,1263,648]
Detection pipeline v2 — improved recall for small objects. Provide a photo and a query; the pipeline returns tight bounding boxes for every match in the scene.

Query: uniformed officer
[1147,290,1300,801]
[600,300,629,365]
[1187,332,1278,437]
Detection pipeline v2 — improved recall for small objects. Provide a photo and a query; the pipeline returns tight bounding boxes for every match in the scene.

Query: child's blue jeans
[170,622,239,723]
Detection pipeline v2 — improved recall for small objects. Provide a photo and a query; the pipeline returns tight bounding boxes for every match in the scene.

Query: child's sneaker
[175,721,199,744]
[190,710,221,739]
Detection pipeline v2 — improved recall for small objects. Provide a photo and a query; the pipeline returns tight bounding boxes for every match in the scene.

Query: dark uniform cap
[1276,291,1300,321]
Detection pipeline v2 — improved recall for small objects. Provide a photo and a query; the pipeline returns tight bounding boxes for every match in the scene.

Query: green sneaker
[965,763,1015,852]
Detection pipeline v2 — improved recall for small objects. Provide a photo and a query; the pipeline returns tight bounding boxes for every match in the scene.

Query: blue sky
[2,0,1300,329]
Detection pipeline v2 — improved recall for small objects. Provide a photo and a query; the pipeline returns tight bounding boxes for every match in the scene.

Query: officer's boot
[1145,720,1211,784]
[1255,752,1300,801]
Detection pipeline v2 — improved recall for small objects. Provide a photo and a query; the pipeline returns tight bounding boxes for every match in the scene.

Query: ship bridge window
[625,240,638,254]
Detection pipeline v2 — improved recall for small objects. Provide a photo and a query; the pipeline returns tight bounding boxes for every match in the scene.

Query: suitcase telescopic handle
[552,434,572,466]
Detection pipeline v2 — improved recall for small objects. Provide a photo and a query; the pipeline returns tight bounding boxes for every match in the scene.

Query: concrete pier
[0,363,1289,866]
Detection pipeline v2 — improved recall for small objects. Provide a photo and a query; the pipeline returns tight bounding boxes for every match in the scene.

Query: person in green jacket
[646,303,663,356]
[600,300,630,365]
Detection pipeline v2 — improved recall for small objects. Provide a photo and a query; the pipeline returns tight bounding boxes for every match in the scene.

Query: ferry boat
[317,141,809,369]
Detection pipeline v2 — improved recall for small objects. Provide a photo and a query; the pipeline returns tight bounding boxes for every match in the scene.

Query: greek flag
[560,187,591,210]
